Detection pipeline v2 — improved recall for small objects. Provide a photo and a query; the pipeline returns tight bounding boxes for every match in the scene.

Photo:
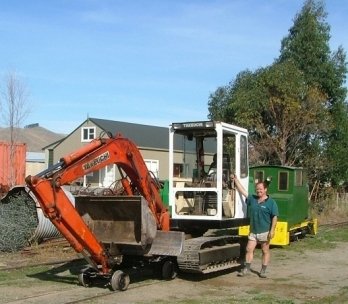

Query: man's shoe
[259,271,267,278]
[237,267,250,277]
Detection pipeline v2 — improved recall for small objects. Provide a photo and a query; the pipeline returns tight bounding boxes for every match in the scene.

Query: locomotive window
[278,171,289,191]
[295,170,303,186]
[254,171,264,183]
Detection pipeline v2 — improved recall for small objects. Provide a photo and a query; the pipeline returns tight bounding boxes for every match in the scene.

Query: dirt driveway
[0,235,347,304]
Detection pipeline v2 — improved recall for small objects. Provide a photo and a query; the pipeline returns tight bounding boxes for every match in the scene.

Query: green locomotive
[239,165,317,245]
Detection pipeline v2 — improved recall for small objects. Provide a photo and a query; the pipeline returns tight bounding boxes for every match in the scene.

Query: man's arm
[268,216,278,240]
[231,174,248,198]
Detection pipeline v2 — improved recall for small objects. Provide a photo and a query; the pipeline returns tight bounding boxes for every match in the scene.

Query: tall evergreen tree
[279,0,348,185]
[279,0,331,95]
[207,0,347,187]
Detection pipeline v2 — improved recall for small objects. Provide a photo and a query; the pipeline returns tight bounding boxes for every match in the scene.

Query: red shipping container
[0,142,26,190]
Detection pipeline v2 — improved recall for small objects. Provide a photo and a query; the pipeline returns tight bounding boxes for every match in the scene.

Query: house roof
[42,137,66,150]
[44,118,186,152]
[88,118,170,150]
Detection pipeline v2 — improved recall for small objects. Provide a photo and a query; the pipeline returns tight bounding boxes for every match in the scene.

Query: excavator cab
[169,121,249,231]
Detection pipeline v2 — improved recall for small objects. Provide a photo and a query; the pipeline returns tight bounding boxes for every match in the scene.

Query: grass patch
[144,294,297,304]
[308,286,348,304]
[0,265,54,287]
[250,294,295,304]
[0,260,85,287]
[283,225,348,253]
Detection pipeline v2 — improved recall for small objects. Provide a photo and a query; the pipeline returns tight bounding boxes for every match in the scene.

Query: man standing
[232,174,278,278]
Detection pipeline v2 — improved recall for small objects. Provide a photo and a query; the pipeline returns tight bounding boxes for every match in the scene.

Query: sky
[0,0,347,134]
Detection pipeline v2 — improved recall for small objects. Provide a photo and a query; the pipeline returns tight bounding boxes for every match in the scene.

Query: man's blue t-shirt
[247,195,279,234]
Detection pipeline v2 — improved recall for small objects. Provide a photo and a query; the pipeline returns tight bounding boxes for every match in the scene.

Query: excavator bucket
[75,195,184,256]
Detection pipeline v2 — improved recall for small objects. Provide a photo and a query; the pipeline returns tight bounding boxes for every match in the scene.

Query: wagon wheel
[78,267,98,288]
[110,270,130,291]
[161,260,177,280]
[78,271,91,288]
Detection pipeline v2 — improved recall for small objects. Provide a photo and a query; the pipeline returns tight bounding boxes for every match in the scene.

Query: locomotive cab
[239,165,318,245]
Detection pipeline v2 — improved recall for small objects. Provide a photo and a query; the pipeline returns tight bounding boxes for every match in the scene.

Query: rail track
[319,220,348,228]
[2,278,166,304]
[65,279,170,304]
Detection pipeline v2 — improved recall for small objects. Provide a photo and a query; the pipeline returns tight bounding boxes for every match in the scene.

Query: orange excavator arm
[25,134,170,274]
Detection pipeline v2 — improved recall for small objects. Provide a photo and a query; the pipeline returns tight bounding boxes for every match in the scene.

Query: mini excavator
[24,121,249,291]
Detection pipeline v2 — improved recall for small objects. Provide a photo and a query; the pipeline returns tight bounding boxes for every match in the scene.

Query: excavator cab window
[208,153,231,183]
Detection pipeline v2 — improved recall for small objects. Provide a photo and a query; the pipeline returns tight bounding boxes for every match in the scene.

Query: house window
[81,127,96,142]
[173,163,183,177]
[145,159,159,178]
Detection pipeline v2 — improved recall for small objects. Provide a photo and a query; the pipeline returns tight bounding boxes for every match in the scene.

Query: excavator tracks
[177,235,241,274]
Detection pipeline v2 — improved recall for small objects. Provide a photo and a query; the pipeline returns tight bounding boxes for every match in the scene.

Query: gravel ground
[0,236,347,303]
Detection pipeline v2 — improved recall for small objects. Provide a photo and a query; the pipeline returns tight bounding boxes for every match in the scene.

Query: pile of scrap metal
[0,186,73,252]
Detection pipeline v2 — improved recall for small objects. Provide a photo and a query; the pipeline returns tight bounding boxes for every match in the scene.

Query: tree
[0,71,30,187]
[208,69,262,126]
[1,71,30,142]
[279,1,347,104]
[260,61,330,166]
[207,86,230,121]
[208,0,347,188]
[279,1,331,92]
[279,0,348,185]
[325,101,348,186]
[209,61,329,166]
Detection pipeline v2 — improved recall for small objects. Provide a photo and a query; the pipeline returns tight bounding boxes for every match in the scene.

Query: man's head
[255,181,268,198]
